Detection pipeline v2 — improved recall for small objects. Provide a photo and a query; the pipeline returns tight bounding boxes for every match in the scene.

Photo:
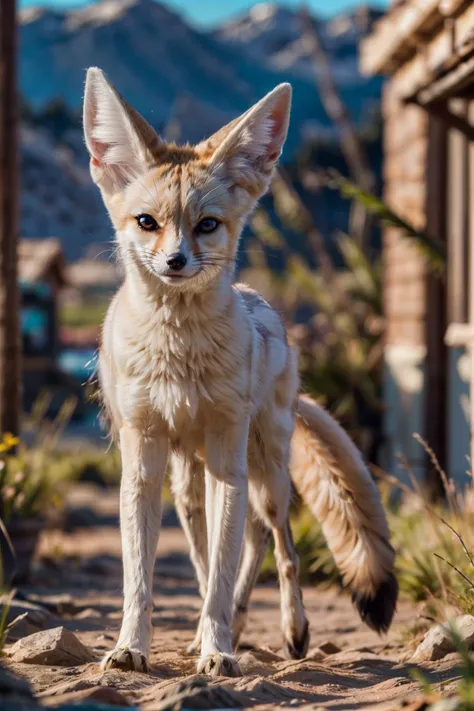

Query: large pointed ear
[197,83,291,193]
[83,67,161,195]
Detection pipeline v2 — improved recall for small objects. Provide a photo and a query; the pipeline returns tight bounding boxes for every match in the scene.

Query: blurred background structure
[362,0,474,492]
[0,0,473,543]
[0,0,21,439]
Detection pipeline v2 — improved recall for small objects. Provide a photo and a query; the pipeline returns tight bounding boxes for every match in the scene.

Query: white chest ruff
[118,313,248,432]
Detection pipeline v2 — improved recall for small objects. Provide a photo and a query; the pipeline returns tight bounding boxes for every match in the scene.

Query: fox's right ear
[83,67,161,196]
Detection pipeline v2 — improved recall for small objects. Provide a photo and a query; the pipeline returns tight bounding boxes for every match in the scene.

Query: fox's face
[83,69,291,291]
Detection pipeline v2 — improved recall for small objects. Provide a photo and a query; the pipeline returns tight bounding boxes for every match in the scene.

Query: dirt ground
[4,484,462,710]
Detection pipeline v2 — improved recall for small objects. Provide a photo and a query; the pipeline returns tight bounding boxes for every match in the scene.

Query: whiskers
[193,251,235,279]
[117,242,235,291]
[118,244,159,280]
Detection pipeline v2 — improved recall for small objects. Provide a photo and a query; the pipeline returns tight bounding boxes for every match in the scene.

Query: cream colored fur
[292,397,395,596]
[83,67,396,678]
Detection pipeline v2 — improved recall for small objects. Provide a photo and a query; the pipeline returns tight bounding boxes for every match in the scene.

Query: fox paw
[197,652,241,678]
[101,647,148,673]
[283,620,310,660]
[185,625,202,656]
[186,638,201,656]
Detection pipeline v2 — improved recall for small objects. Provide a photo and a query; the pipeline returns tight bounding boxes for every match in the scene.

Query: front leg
[170,454,208,657]
[197,418,249,678]
[102,425,168,673]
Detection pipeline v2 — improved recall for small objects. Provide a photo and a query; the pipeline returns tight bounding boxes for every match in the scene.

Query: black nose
[166,252,187,271]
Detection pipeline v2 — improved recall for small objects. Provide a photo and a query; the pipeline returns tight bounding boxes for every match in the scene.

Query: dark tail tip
[351,572,398,634]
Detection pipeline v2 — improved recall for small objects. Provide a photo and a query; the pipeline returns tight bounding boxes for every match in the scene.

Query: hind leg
[169,454,208,655]
[249,467,309,659]
[170,454,208,598]
[272,518,309,659]
[248,362,309,659]
[232,508,270,649]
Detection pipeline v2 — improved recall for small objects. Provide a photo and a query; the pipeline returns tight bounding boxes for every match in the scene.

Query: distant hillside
[17,0,383,260]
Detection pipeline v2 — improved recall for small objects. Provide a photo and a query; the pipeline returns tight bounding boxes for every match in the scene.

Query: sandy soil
[3,484,462,710]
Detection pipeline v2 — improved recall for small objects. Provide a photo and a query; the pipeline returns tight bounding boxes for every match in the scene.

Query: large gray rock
[412,615,474,661]
[7,626,95,666]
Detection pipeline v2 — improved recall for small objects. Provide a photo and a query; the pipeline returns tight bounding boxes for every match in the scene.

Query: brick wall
[382,80,429,349]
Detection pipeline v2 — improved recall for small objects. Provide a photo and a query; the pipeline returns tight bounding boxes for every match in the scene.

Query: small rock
[412,615,474,662]
[238,651,274,676]
[74,608,100,620]
[306,647,327,661]
[5,612,46,642]
[20,593,78,617]
[0,596,54,628]
[7,626,96,666]
[318,640,341,655]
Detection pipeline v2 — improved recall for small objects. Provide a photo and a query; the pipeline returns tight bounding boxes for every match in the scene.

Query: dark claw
[283,620,310,660]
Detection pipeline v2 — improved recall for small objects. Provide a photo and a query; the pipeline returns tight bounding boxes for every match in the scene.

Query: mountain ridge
[17,0,384,260]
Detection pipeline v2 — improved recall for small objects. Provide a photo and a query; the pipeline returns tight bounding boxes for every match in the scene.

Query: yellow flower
[0,433,19,453]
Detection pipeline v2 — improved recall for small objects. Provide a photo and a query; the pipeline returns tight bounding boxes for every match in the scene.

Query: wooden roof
[361,0,472,76]
[361,0,474,106]
[19,238,67,286]
[66,259,121,289]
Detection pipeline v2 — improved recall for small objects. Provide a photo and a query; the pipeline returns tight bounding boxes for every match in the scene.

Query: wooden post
[0,0,21,437]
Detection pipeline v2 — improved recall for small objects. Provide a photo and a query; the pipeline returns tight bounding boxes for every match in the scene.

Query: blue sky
[19,0,389,25]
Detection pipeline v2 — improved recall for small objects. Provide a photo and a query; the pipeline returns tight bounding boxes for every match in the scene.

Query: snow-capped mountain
[19,0,382,135]
[17,0,383,260]
[212,3,383,84]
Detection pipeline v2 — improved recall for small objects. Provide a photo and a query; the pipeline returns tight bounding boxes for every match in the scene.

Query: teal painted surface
[382,347,427,485]
[447,346,471,488]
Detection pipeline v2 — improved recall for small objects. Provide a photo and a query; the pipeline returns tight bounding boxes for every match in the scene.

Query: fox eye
[197,217,219,234]
[136,214,159,231]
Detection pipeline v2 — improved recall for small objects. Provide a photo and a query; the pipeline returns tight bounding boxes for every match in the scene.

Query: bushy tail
[290,394,398,633]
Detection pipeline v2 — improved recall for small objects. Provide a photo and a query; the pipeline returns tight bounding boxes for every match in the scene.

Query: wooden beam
[362,0,474,101]
[414,101,474,142]
[412,52,474,106]
[0,0,21,437]
[424,115,448,497]
[360,0,443,76]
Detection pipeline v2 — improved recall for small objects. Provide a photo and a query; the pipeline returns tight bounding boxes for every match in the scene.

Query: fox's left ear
[198,83,292,192]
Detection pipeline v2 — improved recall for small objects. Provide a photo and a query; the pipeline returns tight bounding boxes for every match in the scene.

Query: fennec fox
[83,67,397,678]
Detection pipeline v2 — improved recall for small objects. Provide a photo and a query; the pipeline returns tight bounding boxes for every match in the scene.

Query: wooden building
[361,0,474,488]
[19,238,66,360]
[18,238,69,411]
